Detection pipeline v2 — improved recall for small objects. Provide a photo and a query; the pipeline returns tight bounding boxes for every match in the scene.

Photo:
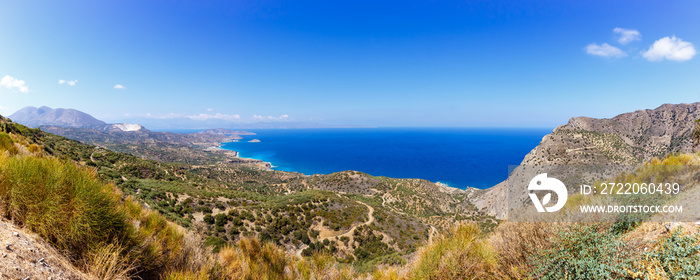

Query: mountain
[9,106,107,128]
[474,102,700,218]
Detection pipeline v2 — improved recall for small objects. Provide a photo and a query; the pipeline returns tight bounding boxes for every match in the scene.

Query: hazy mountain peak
[9,106,107,128]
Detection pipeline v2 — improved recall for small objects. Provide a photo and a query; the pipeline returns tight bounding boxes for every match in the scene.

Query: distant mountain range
[10,106,107,128]
[9,106,150,132]
[5,106,263,164]
[9,106,363,130]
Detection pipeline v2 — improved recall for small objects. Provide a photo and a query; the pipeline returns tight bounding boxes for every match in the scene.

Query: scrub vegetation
[2,115,699,279]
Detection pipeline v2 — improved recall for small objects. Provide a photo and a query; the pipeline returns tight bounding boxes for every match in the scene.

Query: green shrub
[530,224,631,279]
[203,214,215,224]
[205,236,227,253]
[0,154,128,255]
[0,152,189,279]
[633,227,700,279]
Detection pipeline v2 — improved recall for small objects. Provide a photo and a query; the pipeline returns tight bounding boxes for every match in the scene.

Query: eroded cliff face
[473,102,700,219]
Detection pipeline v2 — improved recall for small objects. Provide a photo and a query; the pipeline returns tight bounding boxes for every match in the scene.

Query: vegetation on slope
[3,112,699,279]
[1,115,492,275]
[0,131,198,279]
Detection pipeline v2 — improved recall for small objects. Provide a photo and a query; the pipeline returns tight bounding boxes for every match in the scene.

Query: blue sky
[1,0,699,128]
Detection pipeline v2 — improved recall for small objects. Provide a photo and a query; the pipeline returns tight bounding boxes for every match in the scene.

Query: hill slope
[3,103,700,279]
[1,114,489,274]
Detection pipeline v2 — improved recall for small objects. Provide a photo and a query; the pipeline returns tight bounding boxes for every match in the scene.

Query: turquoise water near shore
[220,128,550,189]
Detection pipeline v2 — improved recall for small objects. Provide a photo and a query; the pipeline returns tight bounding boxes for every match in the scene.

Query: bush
[0,132,18,155]
[0,154,129,256]
[0,152,193,279]
[628,227,700,279]
[215,213,228,226]
[205,236,227,253]
[530,224,631,279]
[203,214,215,224]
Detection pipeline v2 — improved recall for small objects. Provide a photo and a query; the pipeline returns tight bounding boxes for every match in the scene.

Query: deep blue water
[219,128,550,189]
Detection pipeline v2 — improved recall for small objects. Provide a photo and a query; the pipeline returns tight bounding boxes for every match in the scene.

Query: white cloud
[114,84,126,89]
[206,108,214,112]
[613,28,641,45]
[586,43,627,58]
[148,113,185,119]
[188,113,241,121]
[59,79,78,86]
[642,36,696,62]
[253,114,290,121]
[1,75,29,93]
[126,112,185,119]
[128,112,242,121]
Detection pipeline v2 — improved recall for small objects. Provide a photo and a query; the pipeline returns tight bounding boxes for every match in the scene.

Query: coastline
[211,128,549,190]
[210,143,273,170]
[217,142,470,190]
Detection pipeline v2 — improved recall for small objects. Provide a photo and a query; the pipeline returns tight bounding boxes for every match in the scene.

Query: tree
[203,214,215,224]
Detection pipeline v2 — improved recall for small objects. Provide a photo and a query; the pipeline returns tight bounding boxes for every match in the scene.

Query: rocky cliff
[474,102,700,218]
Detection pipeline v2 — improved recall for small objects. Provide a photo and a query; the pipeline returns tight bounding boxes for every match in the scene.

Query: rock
[13,232,19,237]
[665,222,680,232]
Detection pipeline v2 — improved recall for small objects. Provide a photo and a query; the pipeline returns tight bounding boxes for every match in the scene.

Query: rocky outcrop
[0,218,88,279]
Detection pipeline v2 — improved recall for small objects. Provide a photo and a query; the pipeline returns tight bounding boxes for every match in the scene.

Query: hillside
[5,106,262,166]
[0,114,489,276]
[2,103,700,279]
[41,125,264,166]
[474,102,700,218]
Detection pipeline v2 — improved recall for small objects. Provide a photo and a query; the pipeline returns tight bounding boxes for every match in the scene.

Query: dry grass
[489,222,555,279]
[408,223,503,280]
[162,236,360,280]
[84,243,137,280]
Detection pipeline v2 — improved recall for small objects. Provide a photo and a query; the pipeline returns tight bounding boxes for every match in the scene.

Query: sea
[214,128,551,190]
